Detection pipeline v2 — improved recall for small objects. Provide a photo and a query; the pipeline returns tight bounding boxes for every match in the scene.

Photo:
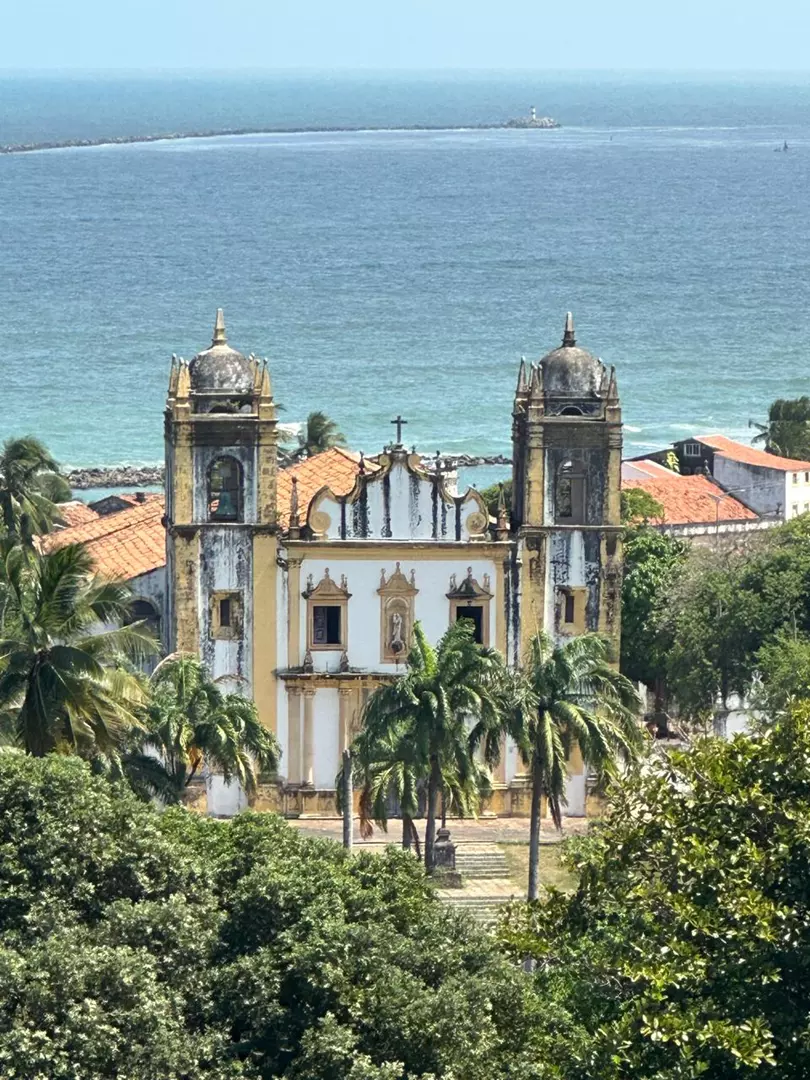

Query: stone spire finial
[288,476,301,538]
[495,482,510,540]
[168,354,179,396]
[212,308,227,347]
[562,311,576,348]
[529,362,543,399]
[516,356,528,394]
[176,359,191,399]
[260,360,271,398]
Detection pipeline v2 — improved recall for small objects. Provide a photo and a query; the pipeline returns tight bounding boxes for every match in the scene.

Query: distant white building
[672,434,810,522]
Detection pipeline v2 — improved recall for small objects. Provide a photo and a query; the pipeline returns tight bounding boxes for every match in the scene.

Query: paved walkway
[290,815,589,846]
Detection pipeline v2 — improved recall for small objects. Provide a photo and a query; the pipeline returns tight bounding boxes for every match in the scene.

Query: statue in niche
[390,613,406,652]
[389,610,405,655]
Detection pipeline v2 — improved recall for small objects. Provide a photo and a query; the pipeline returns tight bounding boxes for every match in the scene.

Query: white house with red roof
[672,434,810,522]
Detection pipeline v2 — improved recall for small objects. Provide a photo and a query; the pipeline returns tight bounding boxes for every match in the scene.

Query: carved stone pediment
[302,568,351,600]
[378,562,418,597]
[446,567,492,600]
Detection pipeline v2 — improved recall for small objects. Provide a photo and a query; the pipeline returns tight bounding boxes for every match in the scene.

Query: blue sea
[2,72,810,471]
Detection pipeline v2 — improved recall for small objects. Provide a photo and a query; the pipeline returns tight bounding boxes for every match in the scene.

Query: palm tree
[341,716,491,859]
[300,411,347,459]
[494,632,643,900]
[122,655,280,803]
[750,398,810,460]
[358,621,504,871]
[0,544,155,756]
[0,436,70,543]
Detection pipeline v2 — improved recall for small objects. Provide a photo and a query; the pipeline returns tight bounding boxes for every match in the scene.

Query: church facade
[163,310,623,816]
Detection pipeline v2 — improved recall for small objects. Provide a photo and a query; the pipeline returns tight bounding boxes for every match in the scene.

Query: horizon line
[4,66,810,78]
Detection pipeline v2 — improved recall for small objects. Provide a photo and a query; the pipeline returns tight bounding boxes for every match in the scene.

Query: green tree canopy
[499,706,810,1079]
[356,621,504,870]
[661,517,810,717]
[620,524,687,690]
[493,632,642,899]
[751,396,810,459]
[0,753,547,1079]
[620,486,664,525]
[300,411,347,458]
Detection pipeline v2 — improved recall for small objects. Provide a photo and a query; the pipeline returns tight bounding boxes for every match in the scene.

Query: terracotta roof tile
[276,447,378,529]
[56,501,100,528]
[692,434,810,472]
[622,459,677,480]
[41,450,375,582]
[623,474,759,526]
[42,496,166,580]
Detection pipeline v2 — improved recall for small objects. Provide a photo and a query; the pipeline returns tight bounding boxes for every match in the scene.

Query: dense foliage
[495,632,642,899]
[500,708,810,1079]
[620,525,687,690]
[751,396,810,459]
[0,435,70,544]
[661,516,810,715]
[0,754,547,1079]
[0,543,154,755]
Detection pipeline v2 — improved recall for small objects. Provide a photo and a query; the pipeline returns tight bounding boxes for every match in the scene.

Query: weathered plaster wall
[316,459,486,541]
[711,457,788,519]
[199,528,253,695]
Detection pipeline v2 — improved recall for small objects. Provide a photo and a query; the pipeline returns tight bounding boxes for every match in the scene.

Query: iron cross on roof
[390,415,408,445]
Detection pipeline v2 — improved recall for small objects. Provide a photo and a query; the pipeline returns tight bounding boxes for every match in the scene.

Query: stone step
[441,895,514,924]
[454,850,509,878]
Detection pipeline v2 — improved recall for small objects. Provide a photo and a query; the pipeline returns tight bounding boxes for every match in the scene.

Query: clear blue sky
[5,0,810,72]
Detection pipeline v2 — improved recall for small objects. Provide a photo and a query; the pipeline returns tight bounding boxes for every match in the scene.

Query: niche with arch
[378,563,418,662]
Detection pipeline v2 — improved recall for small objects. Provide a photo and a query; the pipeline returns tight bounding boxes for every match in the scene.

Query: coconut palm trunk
[528,754,544,901]
[424,755,442,871]
[501,632,644,903]
[402,814,421,857]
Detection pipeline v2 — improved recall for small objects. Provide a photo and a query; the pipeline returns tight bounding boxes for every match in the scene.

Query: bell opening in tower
[208,456,243,522]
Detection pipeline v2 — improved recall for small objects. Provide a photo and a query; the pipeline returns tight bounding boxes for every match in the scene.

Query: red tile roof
[622,459,676,480]
[693,434,810,472]
[276,447,378,529]
[42,496,166,580]
[56,501,100,528]
[623,473,759,526]
[42,449,376,581]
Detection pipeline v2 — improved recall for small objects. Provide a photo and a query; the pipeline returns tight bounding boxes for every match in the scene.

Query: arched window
[208,456,243,522]
[555,460,586,525]
[560,405,584,416]
[128,598,161,637]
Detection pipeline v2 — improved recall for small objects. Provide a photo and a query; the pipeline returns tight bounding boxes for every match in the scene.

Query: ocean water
[2,72,810,469]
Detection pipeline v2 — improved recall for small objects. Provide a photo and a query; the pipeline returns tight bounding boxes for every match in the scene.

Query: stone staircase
[440,894,515,926]
[454,846,510,879]
[437,845,519,926]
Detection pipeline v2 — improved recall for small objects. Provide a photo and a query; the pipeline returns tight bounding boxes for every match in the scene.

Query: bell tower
[511,312,622,661]
[164,310,280,731]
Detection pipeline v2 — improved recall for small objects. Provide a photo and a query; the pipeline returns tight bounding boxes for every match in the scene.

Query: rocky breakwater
[65,454,510,492]
[67,465,165,490]
[420,453,512,472]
